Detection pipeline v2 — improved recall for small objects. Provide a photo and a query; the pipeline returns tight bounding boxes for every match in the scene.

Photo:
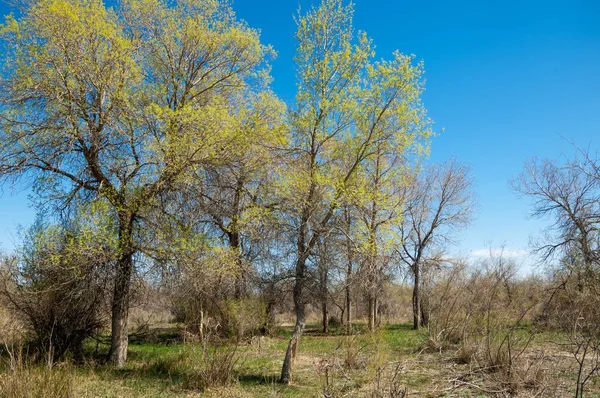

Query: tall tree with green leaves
[0,0,276,365]
[279,0,432,383]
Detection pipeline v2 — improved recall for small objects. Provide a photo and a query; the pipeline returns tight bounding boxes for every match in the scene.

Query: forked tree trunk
[280,254,308,384]
[109,214,134,366]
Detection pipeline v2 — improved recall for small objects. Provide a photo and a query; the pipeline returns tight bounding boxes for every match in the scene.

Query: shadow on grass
[238,373,281,386]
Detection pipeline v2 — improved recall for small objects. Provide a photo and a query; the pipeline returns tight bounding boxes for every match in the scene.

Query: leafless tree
[397,160,475,329]
[512,155,600,290]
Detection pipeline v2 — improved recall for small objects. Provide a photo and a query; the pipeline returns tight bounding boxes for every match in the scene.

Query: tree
[279,0,432,384]
[512,154,600,289]
[398,160,474,330]
[351,140,412,331]
[180,91,286,299]
[0,0,275,365]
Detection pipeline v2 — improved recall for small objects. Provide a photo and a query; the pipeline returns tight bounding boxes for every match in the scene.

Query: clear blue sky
[0,0,598,271]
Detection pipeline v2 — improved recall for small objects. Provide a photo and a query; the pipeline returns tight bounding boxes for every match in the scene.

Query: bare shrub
[543,271,600,397]
[0,221,111,361]
[424,254,548,394]
[181,342,241,391]
[169,251,269,340]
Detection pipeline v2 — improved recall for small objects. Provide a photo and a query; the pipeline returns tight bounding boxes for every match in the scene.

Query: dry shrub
[340,336,367,370]
[169,250,268,339]
[541,270,600,397]
[424,255,548,394]
[0,221,111,361]
[181,342,241,391]
[0,346,74,398]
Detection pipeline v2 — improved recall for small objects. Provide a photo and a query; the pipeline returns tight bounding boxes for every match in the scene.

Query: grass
[0,322,596,397]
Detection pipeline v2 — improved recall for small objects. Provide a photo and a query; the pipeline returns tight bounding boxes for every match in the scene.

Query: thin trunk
[280,254,308,384]
[345,280,351,335]
[231,177,245,299]
[322,301,329,334]
[344,206,353,335]
[368,296,376,332]
[367,147,380,333]
[412,262,420,330]
[374,297,379,327]
[109,213,134,366]
[321,265,329,334]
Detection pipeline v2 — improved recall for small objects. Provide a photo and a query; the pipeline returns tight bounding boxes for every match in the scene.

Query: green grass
[0,323,593,397]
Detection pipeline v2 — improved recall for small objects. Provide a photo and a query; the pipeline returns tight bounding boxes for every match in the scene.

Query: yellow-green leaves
[285,0,433,226]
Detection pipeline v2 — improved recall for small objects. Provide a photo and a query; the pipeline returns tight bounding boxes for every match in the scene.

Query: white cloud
[470,248,529,258]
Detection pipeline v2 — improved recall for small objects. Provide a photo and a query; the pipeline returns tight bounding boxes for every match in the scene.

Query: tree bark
[344,207,353,335]
[320,255,329,334]
[368,295,376,332]
[412,263,420,330]
[420,290,429,327]
[345,280,351,335]
[322,301,329,334]
[229,230,245,299]
[108,213,135,366]
[280,255,307,384]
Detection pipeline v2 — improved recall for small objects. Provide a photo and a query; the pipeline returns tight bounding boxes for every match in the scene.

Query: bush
[422,255,548,394]
[182,343,240,391]
[170,252,268,340]
[0,219,112,361]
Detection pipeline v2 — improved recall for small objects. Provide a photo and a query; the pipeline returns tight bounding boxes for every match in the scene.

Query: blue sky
[0,0,599,272]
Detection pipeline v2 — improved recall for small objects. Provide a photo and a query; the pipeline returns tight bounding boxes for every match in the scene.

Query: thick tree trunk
[229,231,245,299]
[420,291,429,327]
[280,255,308,384]
[109,214,134,366]
[412,263,420,330]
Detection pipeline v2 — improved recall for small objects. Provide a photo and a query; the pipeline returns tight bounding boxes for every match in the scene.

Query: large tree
[0,0,275,365]
[279,0,432,384]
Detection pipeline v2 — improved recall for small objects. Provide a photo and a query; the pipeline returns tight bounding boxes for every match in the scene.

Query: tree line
[2,0,596,390]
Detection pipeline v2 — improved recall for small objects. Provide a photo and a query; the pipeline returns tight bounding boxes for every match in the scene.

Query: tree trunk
[344,206,353,335]
[322,301,329,334]
[320,256,329,334]
[229,231,245,299]
[374,296,379,327]
[345,282,351,335]
[109,213,134,366]
[280,254,308,384]
[420,291,429,327]
[412,263,420,330]
[368,295,376,332]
